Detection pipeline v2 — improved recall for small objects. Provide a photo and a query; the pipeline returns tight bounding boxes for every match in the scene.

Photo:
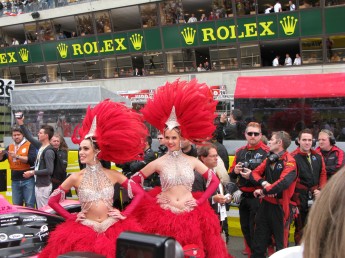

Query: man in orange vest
[0,126,37,208]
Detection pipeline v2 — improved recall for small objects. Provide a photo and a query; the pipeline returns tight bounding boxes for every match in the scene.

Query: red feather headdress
[141,79,217,144]
[72,99,148,164]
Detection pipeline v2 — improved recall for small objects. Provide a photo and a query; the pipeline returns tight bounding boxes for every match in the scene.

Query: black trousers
[294,191,310,244]
[239,196,260,250]
[251,200,285,258]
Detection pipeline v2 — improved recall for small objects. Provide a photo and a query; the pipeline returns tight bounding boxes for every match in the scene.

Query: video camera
[116,231,185,258]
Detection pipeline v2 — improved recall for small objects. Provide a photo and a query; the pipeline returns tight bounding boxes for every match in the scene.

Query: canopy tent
[234,73,345,99]
[10,86,131,111]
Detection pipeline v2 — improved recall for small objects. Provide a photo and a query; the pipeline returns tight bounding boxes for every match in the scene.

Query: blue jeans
[12,177,36,208]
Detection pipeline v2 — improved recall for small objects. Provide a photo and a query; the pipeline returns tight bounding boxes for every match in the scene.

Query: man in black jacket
[229,122,270,255]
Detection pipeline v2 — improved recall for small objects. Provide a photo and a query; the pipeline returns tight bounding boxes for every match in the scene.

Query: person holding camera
[229,122,269,255]
[16,114,55,209]
[291,128,327,245]
[249,131,297,258]
[0,126,37,208]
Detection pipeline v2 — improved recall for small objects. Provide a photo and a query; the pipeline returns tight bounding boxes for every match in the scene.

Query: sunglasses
[247,132,260,137]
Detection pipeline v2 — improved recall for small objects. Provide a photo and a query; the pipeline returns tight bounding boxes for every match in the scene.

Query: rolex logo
[18,48,29,62]
[181,27,196,45]
[130,33,143,50]
[57,43,68,58]
[280,16,298,36]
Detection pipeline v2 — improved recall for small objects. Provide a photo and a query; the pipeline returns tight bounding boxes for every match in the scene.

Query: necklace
[168,149,182,157]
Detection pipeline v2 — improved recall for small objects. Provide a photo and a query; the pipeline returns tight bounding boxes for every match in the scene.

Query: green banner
[0,8,344,67]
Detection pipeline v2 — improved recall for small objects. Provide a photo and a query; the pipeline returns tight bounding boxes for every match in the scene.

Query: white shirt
[285,57,292,66]
[274,2,282,12]
[265,7,272,13]
[293,57,301,65]
[273,58,279,66]
[290,3,296,11]
[187,17,197,23]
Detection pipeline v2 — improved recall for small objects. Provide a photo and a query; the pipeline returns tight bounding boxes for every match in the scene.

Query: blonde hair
[303,166,345,258]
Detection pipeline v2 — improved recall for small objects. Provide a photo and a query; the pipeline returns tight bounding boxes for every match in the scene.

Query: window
[235,0,256,16]
[159,0,184,25]
[326,0,345,6]
[85,60,101,79]
[37,20,55,42]
[210,46,238,70]
[143,52,165,75]
[140,3,158,28]
[95,11,112,34]
[240,44,260,68]
[183,49,197,72]
[25,65,47,83]
[327,35,345,63]
[166,50,184,73]
[301,38,323,64]
[299,0,320,9]
[76,13,95,36]
[0,68,11,79]
[72,61,87,80]
[52,16,78,38]
[59,63,74,81]
[46,64,59,82]
[9,67,21,83]
[111,6,141,32]
[102,58,117,78]
[213,0,233,18]
[116,55,133,77]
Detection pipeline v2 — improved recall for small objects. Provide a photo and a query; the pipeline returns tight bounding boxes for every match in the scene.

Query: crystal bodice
[78,162,114,213]
[160,150,195,192]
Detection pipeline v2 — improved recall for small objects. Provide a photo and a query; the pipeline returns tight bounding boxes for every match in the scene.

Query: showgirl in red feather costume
[39,100,147,258]
[132,79,233,258]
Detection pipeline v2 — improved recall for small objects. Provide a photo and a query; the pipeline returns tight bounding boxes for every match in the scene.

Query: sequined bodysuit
[77,162,116,232]
[157,150,195,213]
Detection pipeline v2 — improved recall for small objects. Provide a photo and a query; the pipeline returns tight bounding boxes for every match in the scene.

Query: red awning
[234,73,345,99]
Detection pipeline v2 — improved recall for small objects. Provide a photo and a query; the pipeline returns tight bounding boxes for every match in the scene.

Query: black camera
[116,231,184,258]
[242,162,249,169]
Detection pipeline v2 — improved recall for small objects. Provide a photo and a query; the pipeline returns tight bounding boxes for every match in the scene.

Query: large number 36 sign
[0,79,15,98]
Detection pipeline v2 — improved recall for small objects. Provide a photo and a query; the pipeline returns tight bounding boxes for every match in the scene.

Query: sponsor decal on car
[0,216,20,227]
[0,233,8,241]
[23,215,47,222]
[35,225,49,241]
[9,233,24,240]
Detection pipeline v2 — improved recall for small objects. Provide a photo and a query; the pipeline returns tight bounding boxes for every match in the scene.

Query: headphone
[267,150,285,163]
[295,137,317,148]
[320,129,336,145]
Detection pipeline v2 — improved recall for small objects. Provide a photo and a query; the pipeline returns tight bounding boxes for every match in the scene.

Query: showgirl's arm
[48,173,79,220]
[193,158,220,205]
[130,158,159,186]
[120,178,145,217]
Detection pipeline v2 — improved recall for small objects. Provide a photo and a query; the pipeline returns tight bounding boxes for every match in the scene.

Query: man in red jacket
[291,128,327,244]
[249,131,297,258]
[316,129,344,179]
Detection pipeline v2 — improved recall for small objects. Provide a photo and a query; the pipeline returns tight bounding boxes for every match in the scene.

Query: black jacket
[230,141,269,192]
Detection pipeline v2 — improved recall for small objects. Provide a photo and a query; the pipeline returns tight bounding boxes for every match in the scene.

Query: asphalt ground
[227,236,247,258]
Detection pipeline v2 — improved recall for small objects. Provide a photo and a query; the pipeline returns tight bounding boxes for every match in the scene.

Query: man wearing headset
[229,122,269,255]
[249,131,297,258]
[291,128,327,245]
[316,129,344,180]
